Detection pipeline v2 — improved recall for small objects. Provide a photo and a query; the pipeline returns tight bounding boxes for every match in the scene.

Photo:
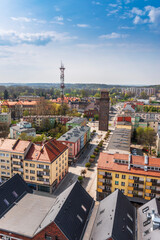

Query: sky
[0,0,159,85]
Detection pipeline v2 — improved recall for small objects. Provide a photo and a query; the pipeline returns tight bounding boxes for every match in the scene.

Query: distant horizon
[0,82,159,87]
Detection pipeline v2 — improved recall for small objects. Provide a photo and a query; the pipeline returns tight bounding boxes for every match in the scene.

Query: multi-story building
[0,138,68,193]
[66,117,87,130]
[97,152,160,202]
[0,100,38,119]
[0,174,94,240]
[99,90,109,131]
[58,126,90,161]
[0,112,11,125]
[122,87,155,96]
[10,121,36,139]
[156,131,160,156]
[23,115,73,127]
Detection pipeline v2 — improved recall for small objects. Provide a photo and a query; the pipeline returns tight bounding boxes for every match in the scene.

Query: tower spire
[60,62,65,104]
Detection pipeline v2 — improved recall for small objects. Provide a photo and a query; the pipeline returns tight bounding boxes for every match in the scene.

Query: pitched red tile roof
[98,152,160,178]
[25,139,68,163]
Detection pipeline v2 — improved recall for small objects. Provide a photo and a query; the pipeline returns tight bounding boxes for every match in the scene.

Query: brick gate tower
[99,89,109,131]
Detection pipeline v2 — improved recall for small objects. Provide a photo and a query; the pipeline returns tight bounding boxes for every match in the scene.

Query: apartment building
[23,115,73,127]
[0,174,94,240]
[58,125,90,161]
[24,139,68,193]
[0,112,11,125]
[66,117,87,130]
[121,87,155,96]
[97,152,160,202]
[10,121,36,139]
[0,138,68,193]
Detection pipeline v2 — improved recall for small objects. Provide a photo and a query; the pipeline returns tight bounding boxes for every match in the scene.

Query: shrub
[90,154,95,159]
[85,162,91,168]
[78,176,83,183]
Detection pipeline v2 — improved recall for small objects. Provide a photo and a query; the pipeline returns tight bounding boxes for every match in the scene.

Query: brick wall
[0,221,68,240]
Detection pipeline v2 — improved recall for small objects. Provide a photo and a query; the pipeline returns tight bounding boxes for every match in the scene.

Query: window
[45,234,52,240]
[6,154,9,157]
[46,165,49,169]
[25,169,28,173]
[12,191,18,198]
[30,163,35,168]
[100,209,105,214]
[30,170,35,174]
[4,199,9,206]
[30,176,35,180]
[121,182,125,186]
[126,225,133,234]
[143,219,151,227]
[26,175,29,179]
[115,174,119,178]
[97,220,102,226]
[81,205,87,212]
[142,206,149,213]
[127,213,133,222]
[77,214,83,223]
[25,163,28,167]
[122,175,126,179]
[115,181,119,185]
[121,189,124,193]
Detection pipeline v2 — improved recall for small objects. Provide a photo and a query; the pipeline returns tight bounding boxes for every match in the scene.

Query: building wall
[23,148,68,192]
[0,112,11,125]
[97,168,160,201]
[0,221,67,240]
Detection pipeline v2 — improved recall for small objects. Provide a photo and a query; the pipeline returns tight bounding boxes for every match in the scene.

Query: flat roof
[107,128,131,153]
[0,194,54,237]
[0,139,31,153]
[67,117,86,124]
[58,125,90,143]
[10,125,35,133]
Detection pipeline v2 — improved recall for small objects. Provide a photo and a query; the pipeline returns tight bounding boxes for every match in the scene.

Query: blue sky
[0,0,159,85]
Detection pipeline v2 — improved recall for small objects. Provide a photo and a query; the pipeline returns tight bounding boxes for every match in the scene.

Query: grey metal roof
[90,190,135,240]
[137,198,160,240]
[0,174,33,218]
[11,125,36,133]
[58,125,90,143]
[0,180,94,240]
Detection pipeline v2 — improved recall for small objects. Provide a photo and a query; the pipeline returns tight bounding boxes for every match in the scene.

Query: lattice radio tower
[60,62,65,104]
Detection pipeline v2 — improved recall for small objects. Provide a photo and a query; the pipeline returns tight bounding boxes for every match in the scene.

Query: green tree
[143,127,156,154]
[4,89,9,99]
[136,127,144,144]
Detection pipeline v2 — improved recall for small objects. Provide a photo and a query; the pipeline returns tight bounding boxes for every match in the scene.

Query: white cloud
[77,24,90,28]
[92,1,101,5]
[10,17,46,24]
[119,26,135,29]
[145,6,160,24]
[107,9,119,16]
[0,29,77,46]
[131,7,144,16]
[99,32,128,39]
[50,16,64,25]
[109,4,117,7]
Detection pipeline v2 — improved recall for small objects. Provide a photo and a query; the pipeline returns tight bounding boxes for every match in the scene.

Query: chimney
[128,154,132,170]
[144,155,149,165]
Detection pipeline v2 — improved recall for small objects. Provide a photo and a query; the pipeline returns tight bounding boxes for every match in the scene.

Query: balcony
[134,180,144,184]
[103,175,112,180]
[103,182,111,187]
[151,181,160,187]
[37,177,44,182]
[133,187,143,192]
[151,189,160,195]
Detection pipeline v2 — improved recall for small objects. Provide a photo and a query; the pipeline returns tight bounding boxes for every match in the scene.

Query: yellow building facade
[97,152,160,201]
[0,139,68,193]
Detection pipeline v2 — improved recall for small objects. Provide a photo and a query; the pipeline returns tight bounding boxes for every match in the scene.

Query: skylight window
[126,225,133,234]
[4,199,9,206]
[97,220,102,226]
[81,205,87,212]
[12,191,18,198]
[142,206,149,213]
[77,214,83,223]
[100,209,105,214]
